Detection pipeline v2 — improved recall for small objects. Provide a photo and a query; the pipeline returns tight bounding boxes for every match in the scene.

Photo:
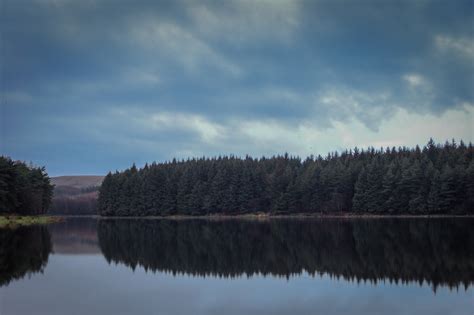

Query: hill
[49,176,104,215]
[51,176,104,189]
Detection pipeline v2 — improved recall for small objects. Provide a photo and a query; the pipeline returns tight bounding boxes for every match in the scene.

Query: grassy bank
[0,215,62,228]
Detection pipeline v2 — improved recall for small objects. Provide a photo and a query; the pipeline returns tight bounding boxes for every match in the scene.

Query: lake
[1,217,473,315]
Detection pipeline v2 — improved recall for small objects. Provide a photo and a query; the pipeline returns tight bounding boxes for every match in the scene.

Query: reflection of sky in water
[1,254,473,315]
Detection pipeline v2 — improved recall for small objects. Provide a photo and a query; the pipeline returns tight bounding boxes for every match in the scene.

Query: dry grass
[0,215,62,228]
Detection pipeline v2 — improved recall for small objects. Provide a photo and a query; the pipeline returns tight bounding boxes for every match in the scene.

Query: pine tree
[465,161,474,213]
[352,167,369,213]
[438,165,458,213]
[381,162,398,213]
[427,170,441,213]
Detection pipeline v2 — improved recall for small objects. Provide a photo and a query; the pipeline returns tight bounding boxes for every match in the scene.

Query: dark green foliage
[98,139,473,216]
[0,156,53,215]
[98,218,474,290]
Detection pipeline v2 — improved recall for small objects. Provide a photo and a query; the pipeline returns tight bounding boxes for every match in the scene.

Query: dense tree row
[98,139,473,216]
[0,156,54,215]
[98,218,474,290]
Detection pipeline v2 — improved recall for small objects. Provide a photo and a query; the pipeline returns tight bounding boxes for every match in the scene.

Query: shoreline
[51,213,474,220]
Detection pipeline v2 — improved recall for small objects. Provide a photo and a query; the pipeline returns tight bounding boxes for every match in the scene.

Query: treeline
[98,139,474,216]
[0,156,54,215]
[98,218,474,290]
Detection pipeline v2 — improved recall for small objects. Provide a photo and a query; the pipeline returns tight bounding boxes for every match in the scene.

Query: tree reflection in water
[1,218,473,292]
[98,218,474,291]
[0,225,52,287]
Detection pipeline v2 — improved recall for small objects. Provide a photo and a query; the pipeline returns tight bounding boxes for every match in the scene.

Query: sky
[1,0,473,176]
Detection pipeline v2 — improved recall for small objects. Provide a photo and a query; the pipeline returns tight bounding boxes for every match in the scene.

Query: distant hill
[50,176,104,215]
[51,176,104,189]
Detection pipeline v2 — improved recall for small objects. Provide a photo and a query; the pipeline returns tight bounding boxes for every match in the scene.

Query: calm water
[0,218,473,315]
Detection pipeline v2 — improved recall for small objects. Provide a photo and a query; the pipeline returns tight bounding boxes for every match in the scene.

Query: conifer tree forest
[98,139,474,216]
[0,156,54,215]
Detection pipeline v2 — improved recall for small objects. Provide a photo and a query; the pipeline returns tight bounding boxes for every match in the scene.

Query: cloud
[435,35,474,59]
[327,103,474,150]
[147,112,225,144]
[403,74,426,88]
[1,0,473,175]
[228,103,474,158]
[129,20,243,77]
[187,0,301,44]
[315,87,397,131]
[77,102,473,161]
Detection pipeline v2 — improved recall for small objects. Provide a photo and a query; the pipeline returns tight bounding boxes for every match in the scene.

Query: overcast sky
[1,0,473,176]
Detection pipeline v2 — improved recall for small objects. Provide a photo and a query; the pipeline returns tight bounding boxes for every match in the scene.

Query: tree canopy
[0,156,54,215]
[98,139,473,216]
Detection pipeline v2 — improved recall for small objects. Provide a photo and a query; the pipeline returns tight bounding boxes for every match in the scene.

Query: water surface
[1,217,473,315]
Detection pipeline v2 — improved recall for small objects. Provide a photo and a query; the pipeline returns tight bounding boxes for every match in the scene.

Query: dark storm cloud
[1,0,473,174]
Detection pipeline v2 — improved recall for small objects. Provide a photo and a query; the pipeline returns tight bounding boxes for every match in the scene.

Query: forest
[0,156,54,215]
[98,139,474,216]
[98,218,474,291]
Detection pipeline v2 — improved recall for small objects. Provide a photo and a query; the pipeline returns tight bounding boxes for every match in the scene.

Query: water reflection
[49,218,99,254]
[1,217,473,292]
[0,225,52,286]
[98,218,474,290]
